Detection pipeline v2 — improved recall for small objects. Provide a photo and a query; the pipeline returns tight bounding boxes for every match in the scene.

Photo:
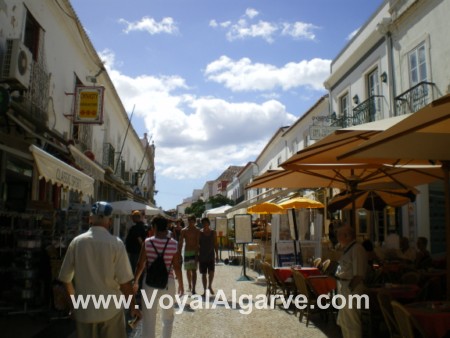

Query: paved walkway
[128,263,343,338]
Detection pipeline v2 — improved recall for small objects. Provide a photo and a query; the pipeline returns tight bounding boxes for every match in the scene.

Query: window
[291,138,298,154]
[367,68,381,121]
[24,9,42,61]
[367,68,380,97]
[277,157,282,166]
[340,93,349,117]
[408,42,430,112]
[409,43,427,85]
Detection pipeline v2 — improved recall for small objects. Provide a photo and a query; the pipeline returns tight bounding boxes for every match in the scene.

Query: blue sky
[70,0,384,210]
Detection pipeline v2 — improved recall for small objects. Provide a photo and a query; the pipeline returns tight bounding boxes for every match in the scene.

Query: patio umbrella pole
[349,179,357,228]
[443,161,450,301]
[293,239,298,265]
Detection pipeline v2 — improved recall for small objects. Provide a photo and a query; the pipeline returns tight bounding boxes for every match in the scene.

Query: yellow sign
[74,86,105,124]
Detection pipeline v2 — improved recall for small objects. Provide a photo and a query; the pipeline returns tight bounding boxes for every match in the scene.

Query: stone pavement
[128,263,343,338]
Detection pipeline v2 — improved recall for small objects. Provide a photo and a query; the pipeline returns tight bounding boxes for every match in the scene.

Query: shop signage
[73,85,105,124]
[309,125,340,140]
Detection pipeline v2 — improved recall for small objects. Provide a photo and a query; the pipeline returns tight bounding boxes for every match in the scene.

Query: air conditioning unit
[1,39,32,89]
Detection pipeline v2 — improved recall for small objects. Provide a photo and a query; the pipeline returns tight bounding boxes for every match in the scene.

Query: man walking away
[178,215,200,294]
[59,201,140,338]
[126,210,148,273]
[199,217,219,296]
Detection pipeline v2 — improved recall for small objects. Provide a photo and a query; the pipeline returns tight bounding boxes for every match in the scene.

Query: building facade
[0,0,155,311]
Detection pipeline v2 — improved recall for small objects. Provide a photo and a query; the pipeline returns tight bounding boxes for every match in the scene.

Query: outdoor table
[366,283,421,302]
[406,301,450,338]
[247,243,259,251]
[307,275,337,296]
[274,267,321,282]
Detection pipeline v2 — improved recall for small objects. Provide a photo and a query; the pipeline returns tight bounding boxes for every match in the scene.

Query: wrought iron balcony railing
[395,81,435,116]
[9,60,50,128]
[352,95,383,126]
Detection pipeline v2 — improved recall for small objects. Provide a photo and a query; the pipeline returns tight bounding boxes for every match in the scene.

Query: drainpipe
[378,18,396,116]
[386,31,397,116]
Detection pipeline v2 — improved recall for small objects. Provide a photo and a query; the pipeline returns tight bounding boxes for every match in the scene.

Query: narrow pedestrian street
[128,262,342,338]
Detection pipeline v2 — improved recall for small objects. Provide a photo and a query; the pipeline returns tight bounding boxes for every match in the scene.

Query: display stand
[234,214,253,281]
[216,217,228,263]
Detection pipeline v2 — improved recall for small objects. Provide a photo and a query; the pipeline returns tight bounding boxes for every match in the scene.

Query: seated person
[415,236,432,270]
[362,239,380,266]
[383,230,400,259]
[397,237,416,262]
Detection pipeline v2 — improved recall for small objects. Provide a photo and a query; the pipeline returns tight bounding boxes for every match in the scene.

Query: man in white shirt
[335,224,368,338]
[59,201,140,338]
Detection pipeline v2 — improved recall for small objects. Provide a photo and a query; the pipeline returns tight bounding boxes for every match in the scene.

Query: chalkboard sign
[234,214,252,244]
[216,217,228,237]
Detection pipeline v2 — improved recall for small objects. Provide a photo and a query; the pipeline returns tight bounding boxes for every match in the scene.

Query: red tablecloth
[406,301,450,338]
[307,276,337,295]
[295,267,321,278]
[274,267,320,282]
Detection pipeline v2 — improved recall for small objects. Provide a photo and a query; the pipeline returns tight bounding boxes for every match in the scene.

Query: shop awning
[30,145,94,196]
[69,145,105,181]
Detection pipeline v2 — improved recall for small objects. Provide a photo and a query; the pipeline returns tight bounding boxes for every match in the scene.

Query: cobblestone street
[128,263,342,338]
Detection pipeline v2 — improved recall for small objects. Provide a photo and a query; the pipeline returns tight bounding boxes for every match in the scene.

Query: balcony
[9,60,50,129]
[102,143,115,172]
[351,95,383,126]
[395,81,435,116]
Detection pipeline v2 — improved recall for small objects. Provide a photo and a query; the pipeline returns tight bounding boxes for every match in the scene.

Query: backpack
[145,238,171,289]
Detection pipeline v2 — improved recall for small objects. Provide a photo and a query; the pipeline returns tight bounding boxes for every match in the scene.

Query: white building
[0,1,154,217]
[324,0,449,253]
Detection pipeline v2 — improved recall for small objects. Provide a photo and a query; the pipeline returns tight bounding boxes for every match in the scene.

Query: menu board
[234,214,252,244]
[216,217,228,237]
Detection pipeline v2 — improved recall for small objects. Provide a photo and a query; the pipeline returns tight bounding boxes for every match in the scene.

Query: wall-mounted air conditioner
[1,39,32,89]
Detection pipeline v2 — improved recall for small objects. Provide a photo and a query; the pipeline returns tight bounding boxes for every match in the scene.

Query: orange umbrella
[278,196,324,209]
[247,202,285,214]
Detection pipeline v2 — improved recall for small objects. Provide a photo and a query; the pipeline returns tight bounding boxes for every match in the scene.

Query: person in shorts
[199,217,218,296]
[178,215,200,294]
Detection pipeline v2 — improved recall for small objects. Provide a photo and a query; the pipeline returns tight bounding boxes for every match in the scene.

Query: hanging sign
[73,85,105,124]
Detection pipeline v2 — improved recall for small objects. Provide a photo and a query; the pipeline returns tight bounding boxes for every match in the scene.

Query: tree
[185,199,205,218]
[207,194,235,208]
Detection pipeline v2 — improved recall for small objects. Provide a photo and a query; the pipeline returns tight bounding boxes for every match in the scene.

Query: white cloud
[205,55,331,92]
[245,8,259,19]
[211,8,319,43]
[227,19,278,43]
[119,16,179,35]
[281,22,318,40]
[99,50,297,180]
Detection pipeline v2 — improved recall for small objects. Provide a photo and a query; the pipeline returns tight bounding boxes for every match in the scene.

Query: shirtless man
[178,215,200,294]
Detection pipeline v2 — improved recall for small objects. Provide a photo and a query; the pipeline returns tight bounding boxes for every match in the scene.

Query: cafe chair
[391,300,427,338]
[320,259,330,274]
[291,269,326,327]
[377,291,401,338]
[261,262,284,303]
[324,260,339,276]
[274,272,296,298]
[313,257,322,268]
